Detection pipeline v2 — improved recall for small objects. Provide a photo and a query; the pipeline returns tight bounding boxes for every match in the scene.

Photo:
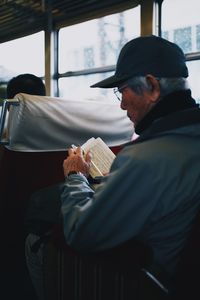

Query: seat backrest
[3,93,133,151]
[43,228,168,300]
[0,93,132,249]
[43,204,200,300]
[0,93,131,297]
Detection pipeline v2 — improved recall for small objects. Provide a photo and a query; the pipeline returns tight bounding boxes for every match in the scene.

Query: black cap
[91,35,188,88]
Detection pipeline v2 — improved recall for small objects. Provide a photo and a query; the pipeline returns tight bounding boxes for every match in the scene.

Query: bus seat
[43,205,200,300]
[2,93,133,151]
[42,201,200,300]
[0,93,132,298]
[43,227,168,300]
[0,92,133,236]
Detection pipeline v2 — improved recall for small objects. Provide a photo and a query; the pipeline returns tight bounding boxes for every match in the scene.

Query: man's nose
[120,96,126,110]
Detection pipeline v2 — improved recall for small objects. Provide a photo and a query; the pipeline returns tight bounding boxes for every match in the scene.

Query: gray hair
[127,76,189,98]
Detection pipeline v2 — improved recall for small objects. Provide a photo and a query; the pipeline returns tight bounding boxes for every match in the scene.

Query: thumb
[85,150,92,164]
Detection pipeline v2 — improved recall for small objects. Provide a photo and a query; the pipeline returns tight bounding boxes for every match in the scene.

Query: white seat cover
[6,93,134,152]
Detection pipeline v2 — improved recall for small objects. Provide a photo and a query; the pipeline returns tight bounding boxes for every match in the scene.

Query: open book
[73,137,116,178]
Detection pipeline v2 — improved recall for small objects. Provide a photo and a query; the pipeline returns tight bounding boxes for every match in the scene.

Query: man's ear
[145,74,161,103]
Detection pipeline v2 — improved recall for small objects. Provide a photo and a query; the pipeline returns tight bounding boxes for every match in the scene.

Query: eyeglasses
[114,77,161,101]
[113,84,128,101]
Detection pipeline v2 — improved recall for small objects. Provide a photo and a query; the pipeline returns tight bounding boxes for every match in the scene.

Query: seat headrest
[6,93,134,152]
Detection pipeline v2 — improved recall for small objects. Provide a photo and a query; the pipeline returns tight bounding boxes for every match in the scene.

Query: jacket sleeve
[61,149,162,252]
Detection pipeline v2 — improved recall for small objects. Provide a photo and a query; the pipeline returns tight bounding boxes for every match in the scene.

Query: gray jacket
[61,107,200,275]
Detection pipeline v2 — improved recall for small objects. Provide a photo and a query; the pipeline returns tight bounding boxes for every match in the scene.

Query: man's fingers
[76,146,83,156]
[85,151,92,163]
[68,148,74,156]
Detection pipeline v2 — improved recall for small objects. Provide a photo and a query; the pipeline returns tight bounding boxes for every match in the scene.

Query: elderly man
[26,35,200,299]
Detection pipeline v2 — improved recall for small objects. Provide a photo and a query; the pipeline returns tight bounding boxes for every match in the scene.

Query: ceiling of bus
[0,0,140,44]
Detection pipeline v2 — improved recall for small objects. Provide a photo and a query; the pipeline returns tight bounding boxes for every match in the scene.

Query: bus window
[187,60,200,104]
[58,7,140,100]
[0,31,44,81]
[161,0,200,53]
[59,73,116,102]
[162,0,200,103]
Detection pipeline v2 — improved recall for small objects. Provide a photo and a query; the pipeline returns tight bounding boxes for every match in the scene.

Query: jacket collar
[136,107,200,143]
[135,89,198,135]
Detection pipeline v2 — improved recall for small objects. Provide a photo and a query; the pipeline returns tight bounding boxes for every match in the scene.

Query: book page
[82,137,116,178]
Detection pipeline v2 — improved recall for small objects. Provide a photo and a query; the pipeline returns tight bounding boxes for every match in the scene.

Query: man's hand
[63,146,92,178]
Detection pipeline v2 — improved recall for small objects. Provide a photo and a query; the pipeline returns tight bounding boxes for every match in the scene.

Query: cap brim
[90,74,128,88]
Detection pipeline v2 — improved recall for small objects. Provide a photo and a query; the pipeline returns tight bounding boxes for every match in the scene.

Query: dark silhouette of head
[6,73,46,98]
